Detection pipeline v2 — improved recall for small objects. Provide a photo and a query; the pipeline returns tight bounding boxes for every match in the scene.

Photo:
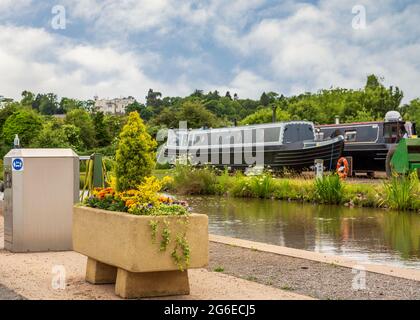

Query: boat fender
[336,157,349,179]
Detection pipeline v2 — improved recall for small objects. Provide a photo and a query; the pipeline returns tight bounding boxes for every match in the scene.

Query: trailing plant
[160,220,171,251]
[83,178,192,270]
[171,233,191,271]
[149,220,159,243]
[148,215,191,271]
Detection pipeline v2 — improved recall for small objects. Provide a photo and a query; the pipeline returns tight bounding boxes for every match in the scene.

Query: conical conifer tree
[115,112,157,191]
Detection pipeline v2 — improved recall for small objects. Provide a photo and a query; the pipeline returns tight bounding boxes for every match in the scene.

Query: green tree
[260,92,278,107]
[104,114,126,142]
[365,74,382,90]
[402,99,420,125]
[115,112,157,191]
[92,111,111,147]
[2,108,43,147]
[20,90,35,106]
[125,101,144,114]
[146,89,163,114]
[240,108,291,125]
[178,101,221,128]
[345,108,376,123]
[0,103,19,133]
[33,93,59,115]
[31,121,70,148]
[65,109,96,149]
[62,124,84,151]
[59,97,83,113]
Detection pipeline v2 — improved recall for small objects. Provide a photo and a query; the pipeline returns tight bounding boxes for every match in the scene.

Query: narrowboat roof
[177,121,314,134]
[317,121,383,128]
[317,120,408,128]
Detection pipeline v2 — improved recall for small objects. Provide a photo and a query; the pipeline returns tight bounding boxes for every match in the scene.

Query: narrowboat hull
[162,136,344,172]
[342,143,389,172]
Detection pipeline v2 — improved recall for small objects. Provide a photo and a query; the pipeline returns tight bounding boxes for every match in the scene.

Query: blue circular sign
[12,158,23,171]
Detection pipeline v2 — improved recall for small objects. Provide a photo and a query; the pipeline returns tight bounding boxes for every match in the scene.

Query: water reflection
[185,196,420,269]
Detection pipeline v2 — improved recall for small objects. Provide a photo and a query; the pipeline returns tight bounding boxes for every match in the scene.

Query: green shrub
[383,172,419,211]
[65,108,96,149]
[229,173,251,197]
[214,168,233,195]
[115,112,157,191]
[249,173,276,198]
[272,179,292,199]
[314,174,344,204]
[2,108,43,147]
[229,172,276,198]
[344,183,381,208]
[172,164,218,195]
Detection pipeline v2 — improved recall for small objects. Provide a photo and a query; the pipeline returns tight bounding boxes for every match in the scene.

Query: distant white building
[0,95,13,109]
[94,96,135,114]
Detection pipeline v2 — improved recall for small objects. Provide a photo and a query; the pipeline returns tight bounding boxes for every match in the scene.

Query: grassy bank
[156,166,420,212]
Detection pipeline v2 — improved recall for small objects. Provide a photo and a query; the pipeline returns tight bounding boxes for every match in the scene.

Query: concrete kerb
[209,234,420,282]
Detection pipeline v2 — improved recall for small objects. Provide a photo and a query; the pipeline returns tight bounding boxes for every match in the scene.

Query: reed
[249,173,276,198]
[171,163,219,195]
[156,167,420,212]
[313,174,344,204]
[383,172,419,211]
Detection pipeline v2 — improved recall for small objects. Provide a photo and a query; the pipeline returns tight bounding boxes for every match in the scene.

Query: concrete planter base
[73,206,208,299]
[86,258,190,298]
[85,258,117,284]
[115,268,190,299]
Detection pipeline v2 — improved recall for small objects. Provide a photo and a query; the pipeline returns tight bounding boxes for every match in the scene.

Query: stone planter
[72,206,208,298]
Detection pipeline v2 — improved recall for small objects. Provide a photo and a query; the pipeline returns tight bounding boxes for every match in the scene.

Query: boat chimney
[272,105,277,123]
[335,115,340,125]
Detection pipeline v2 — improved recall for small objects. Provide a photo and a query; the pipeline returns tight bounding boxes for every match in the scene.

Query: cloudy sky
[0,0,419,103]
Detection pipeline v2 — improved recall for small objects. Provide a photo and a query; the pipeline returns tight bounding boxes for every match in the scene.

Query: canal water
[184,196,420,269]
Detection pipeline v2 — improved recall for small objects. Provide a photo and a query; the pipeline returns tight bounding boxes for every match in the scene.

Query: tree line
[0,74,419,158]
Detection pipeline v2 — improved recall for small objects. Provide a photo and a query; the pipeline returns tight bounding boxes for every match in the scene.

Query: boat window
[384,123,404,143]
[190,133,208,146]
[173,133,188,147]
[264,127,281,143]
[181,134,188,146]
[345,130,357,142]
[405,122,414,137]
[242,128,257,144]
[283,124,314,144]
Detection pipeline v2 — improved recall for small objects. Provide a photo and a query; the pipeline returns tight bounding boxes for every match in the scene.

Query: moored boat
[316,111,417,176]
[158,121,344,172]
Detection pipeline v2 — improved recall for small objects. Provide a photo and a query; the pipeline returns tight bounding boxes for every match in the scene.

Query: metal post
[92,153,104,188]
[315,159,324,179]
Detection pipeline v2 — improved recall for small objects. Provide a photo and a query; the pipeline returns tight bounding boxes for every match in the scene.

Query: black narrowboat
[316,111,416,176]
[159,121,344,172]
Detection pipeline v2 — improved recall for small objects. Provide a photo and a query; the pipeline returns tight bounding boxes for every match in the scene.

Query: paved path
[0,284,24,300]
[0,216,310,300]
[209,237,420,300]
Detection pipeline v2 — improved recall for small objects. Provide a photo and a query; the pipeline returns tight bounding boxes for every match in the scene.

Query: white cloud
[0,0,32,12]
[1,0,420,104]
[0,25,190,101]
[213,0,420,101]
[214,70,278,98]
[0,0,33,21]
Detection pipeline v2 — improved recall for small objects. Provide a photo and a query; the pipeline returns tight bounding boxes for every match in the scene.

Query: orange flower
[125,199,136,207]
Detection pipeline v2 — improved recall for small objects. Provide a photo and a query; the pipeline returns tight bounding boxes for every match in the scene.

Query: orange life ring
[336,157,349,179]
